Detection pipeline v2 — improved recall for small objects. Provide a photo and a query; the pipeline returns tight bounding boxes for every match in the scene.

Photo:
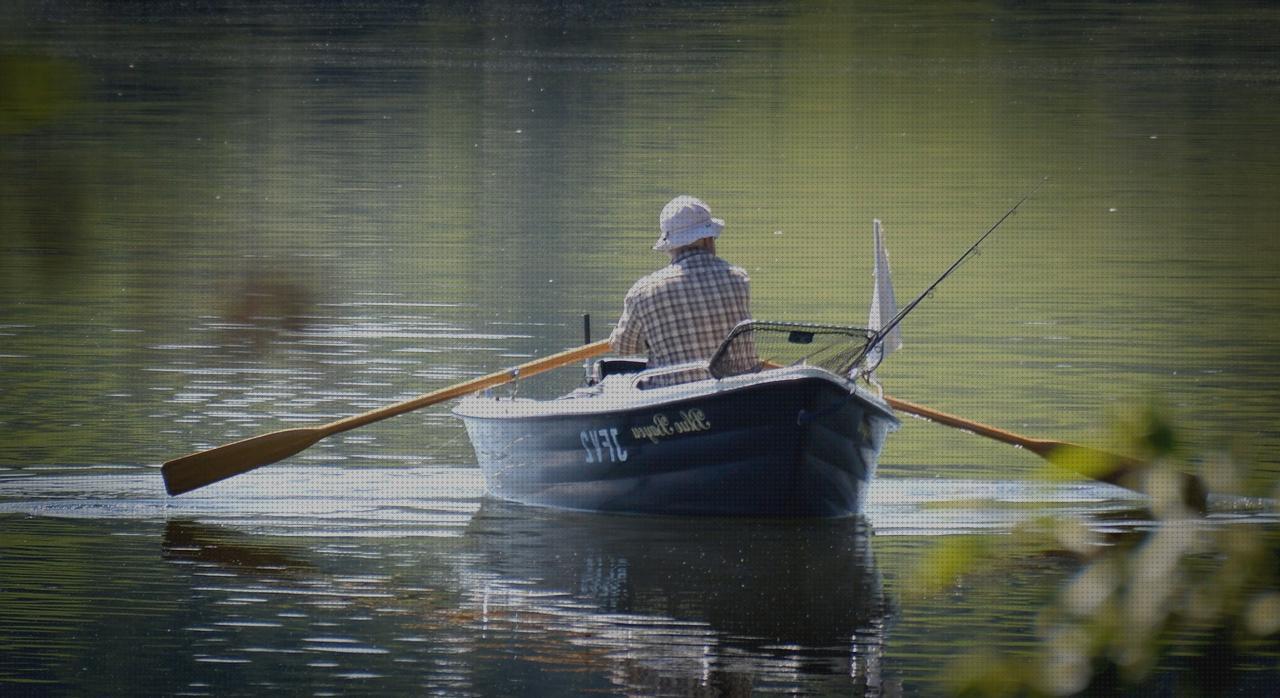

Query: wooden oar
[162,340,611,496]
[882,394,1207,512]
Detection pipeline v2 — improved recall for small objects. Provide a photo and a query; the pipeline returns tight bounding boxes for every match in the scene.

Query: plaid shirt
[609,248,755,387]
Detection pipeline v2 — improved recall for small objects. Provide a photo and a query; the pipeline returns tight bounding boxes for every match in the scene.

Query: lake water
[2,1,1279,694]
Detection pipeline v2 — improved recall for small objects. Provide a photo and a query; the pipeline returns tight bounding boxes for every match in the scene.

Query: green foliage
[1112,401,1182,460]
[910,408,1280,696]
[906,536,996,599]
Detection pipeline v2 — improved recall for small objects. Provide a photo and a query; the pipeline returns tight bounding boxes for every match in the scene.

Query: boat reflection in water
[461,501,891,695]
[160,505,891,696]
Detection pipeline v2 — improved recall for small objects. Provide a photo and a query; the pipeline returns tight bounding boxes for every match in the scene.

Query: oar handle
[320,339,612,437]
[162,339,613,496]
[884,395,1057,456]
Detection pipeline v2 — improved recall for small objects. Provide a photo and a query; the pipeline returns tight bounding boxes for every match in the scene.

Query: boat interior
[586,319,877,389]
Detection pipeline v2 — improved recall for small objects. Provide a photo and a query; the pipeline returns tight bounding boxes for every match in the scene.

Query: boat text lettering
[580,427,628,464]
[630,409,712,444]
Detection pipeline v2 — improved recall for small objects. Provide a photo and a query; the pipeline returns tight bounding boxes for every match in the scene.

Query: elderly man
[609,195,757,387]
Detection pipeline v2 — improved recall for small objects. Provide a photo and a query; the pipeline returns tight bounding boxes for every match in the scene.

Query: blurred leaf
[1062,558,1120,616]
[1049,517,1103,559]
[945,651,1031,698]
[1038,625,1095,696]
[1245,593,1280,637]
[1201,451,1245,497]
[906,536,991,597]
[1045,443,1130,481]
[1111,402,1180,459]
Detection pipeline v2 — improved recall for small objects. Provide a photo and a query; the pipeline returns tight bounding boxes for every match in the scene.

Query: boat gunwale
[452,364,900,425]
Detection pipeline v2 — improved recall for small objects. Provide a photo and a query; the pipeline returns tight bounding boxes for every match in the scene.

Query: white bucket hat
[653,195,724,251]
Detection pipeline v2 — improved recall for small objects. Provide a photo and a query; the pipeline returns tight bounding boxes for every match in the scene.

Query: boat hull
[455,370,897,518]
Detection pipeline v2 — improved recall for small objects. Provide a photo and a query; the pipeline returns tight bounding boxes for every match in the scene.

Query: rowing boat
[453,321,899,517]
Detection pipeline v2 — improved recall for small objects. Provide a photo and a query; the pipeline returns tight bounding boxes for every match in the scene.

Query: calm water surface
[3,1,1279,694]
[5,468,1274,695]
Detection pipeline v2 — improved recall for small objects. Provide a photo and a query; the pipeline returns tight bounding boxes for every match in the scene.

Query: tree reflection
[219,267,316,351]
[1,53,86,287]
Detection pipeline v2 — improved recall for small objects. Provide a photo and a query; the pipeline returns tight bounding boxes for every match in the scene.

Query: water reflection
[159,505,891,696]
[164,519,315,574]
[218,267,317,352]
[463,503,890,695]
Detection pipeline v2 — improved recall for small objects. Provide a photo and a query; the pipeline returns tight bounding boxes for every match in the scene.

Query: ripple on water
[0,464,1232,537]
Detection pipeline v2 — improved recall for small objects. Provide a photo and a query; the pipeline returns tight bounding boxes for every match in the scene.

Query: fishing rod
[848,178,1048,372]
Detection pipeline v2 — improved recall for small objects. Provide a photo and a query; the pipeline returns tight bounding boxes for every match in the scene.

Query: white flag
[868,219,901,358]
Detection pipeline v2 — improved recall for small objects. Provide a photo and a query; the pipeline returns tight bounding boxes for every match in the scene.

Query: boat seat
[587,358,648,385]
[599,358,647,375]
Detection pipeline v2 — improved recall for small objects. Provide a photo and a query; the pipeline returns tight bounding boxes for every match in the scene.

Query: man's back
[610,248,755,386]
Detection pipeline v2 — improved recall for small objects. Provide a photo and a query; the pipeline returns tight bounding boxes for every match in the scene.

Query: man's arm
[608,292,647,355]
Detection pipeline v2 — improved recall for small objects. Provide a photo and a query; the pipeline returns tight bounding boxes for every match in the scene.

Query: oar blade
[162,427,324,496]
[1042,441,1207,512]
[883,394,1207,513]
[160,340,612,497]
[1038,441,1144,485]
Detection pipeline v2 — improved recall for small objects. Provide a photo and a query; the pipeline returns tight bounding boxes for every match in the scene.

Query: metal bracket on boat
[506,367,520,399]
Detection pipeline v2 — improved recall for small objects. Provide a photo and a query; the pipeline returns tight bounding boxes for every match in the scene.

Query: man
[609,195,757,387]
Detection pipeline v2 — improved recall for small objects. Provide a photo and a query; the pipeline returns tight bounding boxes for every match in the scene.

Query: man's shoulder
[625,266,677,298]
[700,255,750,283]
[626,255,749,298]
[725,261,750,282]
